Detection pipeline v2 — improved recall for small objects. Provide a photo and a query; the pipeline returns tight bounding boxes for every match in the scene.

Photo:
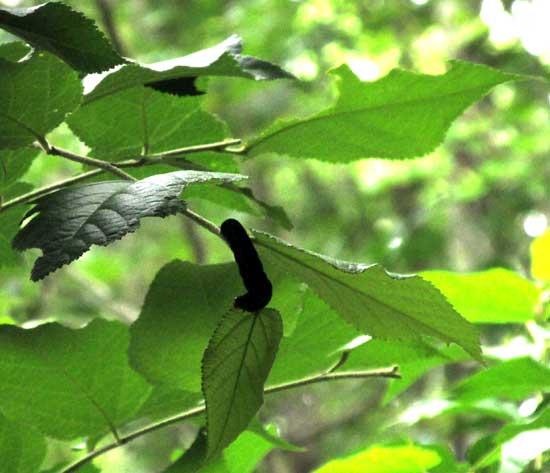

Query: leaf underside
[12,170,246,280]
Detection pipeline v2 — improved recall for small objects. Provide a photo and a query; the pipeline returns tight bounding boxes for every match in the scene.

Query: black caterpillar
[220,218,272,312]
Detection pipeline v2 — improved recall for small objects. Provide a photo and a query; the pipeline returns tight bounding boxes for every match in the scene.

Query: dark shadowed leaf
[12,170,245,280]
[202,308,282,460]
[254,231,481,360]
[0,319,151,440]
[83,35,293,105]
[129,261,244,392]
[248,62,519,161]
[0,51,82,149]
[0,413,46,473]
[0,2,125,73]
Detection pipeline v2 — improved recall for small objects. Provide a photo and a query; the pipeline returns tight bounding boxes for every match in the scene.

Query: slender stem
[48,146,137,181]
[179,208,221,237]
[148,139,242,159]
[60,367,400,473]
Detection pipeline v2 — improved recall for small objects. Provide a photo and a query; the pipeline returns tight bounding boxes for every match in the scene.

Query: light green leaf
[0,51,82,149]
[83,35,293,105]
[0,413,46,473]
[0,319,151,440]
[0,148,39,192]
[496,407,550,445]
[130,261,244,392]
[453,357,550,402]
[248,62,519,161]
[312,444,441,473]
[530,230,550,282]
[422,268,539,323]
[268,289,358,385]
[202,308,282,460]
[13,170,245,280]
[254,231,481,360]
[68,87,227,161]
[0,2,124,73]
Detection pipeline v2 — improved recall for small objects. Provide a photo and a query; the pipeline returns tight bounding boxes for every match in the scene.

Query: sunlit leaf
[248,62,519,161]
[530,230,550,282]
[254,231,481,360]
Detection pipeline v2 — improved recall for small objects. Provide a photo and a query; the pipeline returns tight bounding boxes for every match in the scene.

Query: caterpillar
[220,218,273,312]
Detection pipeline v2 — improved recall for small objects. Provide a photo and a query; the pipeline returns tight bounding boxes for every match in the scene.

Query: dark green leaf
[129,261,244,392]
[12,170,245,280]
[83,35,293,105]
[202,308,282,460]
[0,2,124,73]
[0,41,30,61]
[67,87,228,161]
[422,268,540,323]
[135,385,203,424]
[0,319,151,440]
[248,62,519,161]
[254,231,481,360]
[0,51,82,149]
[453,357,550,402]
[0,413,46,473]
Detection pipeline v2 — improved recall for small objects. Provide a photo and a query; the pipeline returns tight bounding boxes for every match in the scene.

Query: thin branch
[148,138,242,159]
[94,0,128,57]
[60,367,400,473]
[179,208,221,237]
[48,146,137,181]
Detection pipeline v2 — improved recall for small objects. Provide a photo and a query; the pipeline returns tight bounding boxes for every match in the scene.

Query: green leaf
[0,319,151,440]
[83,35,293,105]
[530,230,550,282]
[0,413,46,473]
[496,406,550,445]
[247,418,304,452]
[0,51,82,149]
[0,148,39,192]
[453,357,550,402]
[0,41,31,61]
[254,231,481,360]
[202,308,282,460]
[67,87,228,161]
[422,268,540,323]
[12,170,245,280]
[135,385,203,424]
[129,261,244,392]
[312,444,441,473]
[0,2,124,73]
[0,205,28,269]
[267,289,358,385]
[248,62,519,161]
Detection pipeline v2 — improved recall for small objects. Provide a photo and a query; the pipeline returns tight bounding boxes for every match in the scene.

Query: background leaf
[13,170,245,280]
[248,62,519,161]
[0,148,39,192]
[0,319,151,440]
[202,308,283,460]
[530,230,550,282]
[422,269,540,323]
[0,413,46,473]
[0,2,124,73]
[312,444,441,473]
[0,51,82,149]
[452,357,550,402]
[254,231,481,360]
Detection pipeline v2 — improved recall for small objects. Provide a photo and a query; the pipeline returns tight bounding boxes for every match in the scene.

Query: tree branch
[60,366,400,473]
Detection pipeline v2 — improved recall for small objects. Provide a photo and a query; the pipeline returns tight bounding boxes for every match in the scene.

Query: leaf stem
[46,145,137,181]
[60,366,400,473]
[179,208,221,237]
[147,138,242,159]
